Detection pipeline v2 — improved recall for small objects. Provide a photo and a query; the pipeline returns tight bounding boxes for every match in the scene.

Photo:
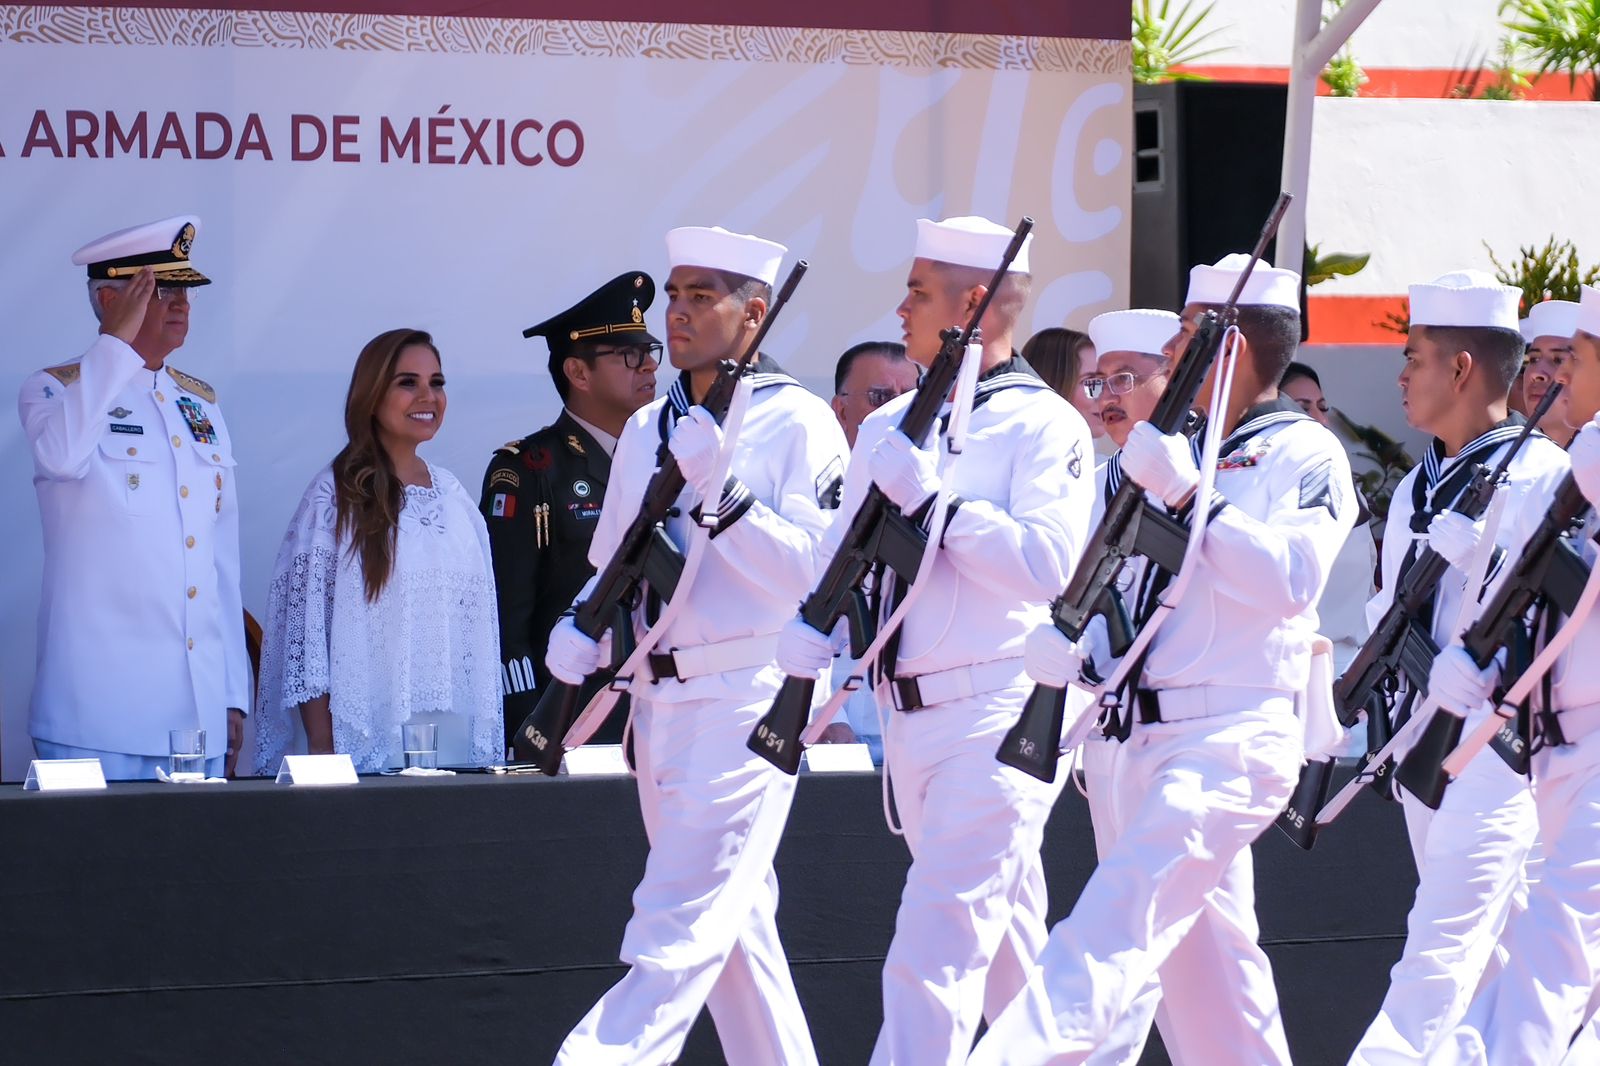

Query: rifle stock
[747,218,1035,773]
[516,261,809,774]
[996,193,1293,783]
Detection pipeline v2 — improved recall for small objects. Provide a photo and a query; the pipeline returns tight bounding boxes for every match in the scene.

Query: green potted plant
[1133,0,1227,84]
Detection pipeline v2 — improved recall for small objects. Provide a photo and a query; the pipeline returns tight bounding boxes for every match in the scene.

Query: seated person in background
[1519,299,1581,447]
[251,329,503,773]
[1280,361,1374,671]
[822,340,919,761]
[1025,326,1114,457]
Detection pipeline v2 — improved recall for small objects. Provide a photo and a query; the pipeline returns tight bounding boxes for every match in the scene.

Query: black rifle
[1395,472,1593,806]
[513,262,809,774]
[995,192,1293,784]
[1326,389,1560,802]
[745,218,1034,774]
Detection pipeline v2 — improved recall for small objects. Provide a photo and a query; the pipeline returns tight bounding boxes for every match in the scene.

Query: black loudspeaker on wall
[1132,81,1305,331]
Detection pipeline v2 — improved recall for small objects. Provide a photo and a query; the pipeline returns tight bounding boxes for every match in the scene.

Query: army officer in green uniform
[481,272,661,752]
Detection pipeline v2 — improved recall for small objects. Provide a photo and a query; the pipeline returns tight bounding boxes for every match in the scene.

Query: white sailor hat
[665,226,786,287]
[71,214,210,286]
[1185,253,1300,311]
[1520,300,1581,343]
[1088,309,1181,358]
[1577,285,1600,339]
[914,216,1031,274]
[1408,270,1520,331]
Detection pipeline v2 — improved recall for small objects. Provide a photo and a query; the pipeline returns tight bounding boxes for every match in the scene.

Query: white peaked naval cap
[1088,309,1181,357]
[1185,253,1300,310]
[71,213,211,285]
[1521,300,1581,343]
[1576,285,1600,338]
[665,226,786,287]
[914,216,1031,273]
[1409,270,1521,331]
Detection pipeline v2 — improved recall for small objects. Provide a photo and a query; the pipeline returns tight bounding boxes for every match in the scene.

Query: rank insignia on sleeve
[1299,460,1341,517]
[490,468,520,490]
[815,456,845,510]
[491,493,516,519]
[1067,441,1083,480]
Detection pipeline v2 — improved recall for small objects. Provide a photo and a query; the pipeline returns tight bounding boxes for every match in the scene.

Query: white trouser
[1350,739,1537,1064]
[1432,736,1600,1066]
[869,685,1067,1066]
[555,694,817,1066]
[968,705,1302,1066]
[1077,731,1294,1066]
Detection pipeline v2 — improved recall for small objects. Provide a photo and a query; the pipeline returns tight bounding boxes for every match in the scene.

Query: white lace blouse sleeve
[251,467,342,773]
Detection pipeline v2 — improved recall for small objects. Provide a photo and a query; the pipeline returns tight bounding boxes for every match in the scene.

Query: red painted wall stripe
[1175,64,1595,101]
[1307,294,1409,346]
[46,0,1131,39]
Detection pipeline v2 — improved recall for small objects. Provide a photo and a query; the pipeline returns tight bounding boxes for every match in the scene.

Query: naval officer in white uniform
[19,215,248,779]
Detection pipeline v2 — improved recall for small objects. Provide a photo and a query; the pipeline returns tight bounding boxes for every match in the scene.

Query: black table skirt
[0,769,1414,1065]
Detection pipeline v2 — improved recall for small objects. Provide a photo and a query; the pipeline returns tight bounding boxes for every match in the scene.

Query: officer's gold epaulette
[494,439,523,456]
[165,365,216,403]
[42,363,82,387]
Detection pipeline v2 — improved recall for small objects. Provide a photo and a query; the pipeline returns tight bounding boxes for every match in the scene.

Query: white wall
[1191,0,1506,69]
[1305,99,1600,295]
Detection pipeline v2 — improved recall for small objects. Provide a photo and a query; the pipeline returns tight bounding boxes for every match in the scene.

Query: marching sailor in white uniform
[547,226,847,1066]
[780,216,1095,1065]
[19,215,248,780]
[970,254,1355,1065]
[1430,284,1600,1066]
[1350,271,1570,1064]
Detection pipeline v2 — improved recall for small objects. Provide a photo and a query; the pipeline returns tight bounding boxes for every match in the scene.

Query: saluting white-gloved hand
[1024,624,1085,689]
[1122,422,1199,508]
[1425,511,1486,573]
[868,430,940,512]
[668,406,726,503]
[776,616,836,680]
[546,616,601,685]
[1428,645,1499,716]
[1571,421,1600,507]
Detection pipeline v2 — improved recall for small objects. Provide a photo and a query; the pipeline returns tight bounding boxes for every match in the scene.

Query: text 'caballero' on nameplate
[563,745,630,776]
[23,758,108,791]
[275,754,359,786]
[802,744,875,773]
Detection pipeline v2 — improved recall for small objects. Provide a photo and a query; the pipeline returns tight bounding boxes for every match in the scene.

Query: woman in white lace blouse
[251,329,502,773]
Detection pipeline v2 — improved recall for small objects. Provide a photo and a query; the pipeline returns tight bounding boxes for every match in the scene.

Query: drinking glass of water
[169,729,207,781]
[401,721,438,770]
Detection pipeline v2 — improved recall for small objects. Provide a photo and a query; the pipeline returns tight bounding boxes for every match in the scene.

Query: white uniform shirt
[1369,431,1570,663]
[1136,399,1355,694]
[19,334,248,758]
[835,359,1094,678]
[589,360,850,704]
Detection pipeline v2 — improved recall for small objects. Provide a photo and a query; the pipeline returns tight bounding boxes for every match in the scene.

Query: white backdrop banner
[0,5,1130,778]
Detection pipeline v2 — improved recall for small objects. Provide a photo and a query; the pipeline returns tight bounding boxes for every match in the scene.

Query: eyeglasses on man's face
[1081,370,1161,400]
[839,385,907,409]
[589,343,662,370]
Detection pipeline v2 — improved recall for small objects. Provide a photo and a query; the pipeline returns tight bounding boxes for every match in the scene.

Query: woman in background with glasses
[251,328,503,773]
[1023,326,1115,457]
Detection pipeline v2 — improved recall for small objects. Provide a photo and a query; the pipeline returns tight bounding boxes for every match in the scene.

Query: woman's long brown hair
[332,328,441,602]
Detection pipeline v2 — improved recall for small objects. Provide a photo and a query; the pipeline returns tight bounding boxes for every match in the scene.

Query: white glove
[1426,511,1485,573]
[546,616,601,685]
[1428,645,1498,716]
[668,406,725,502]
[1571,421,1600,507]
[776,616,835,680]
[1024,624,1084,689]
[868,430,939,511]
[1121,422,1199,508]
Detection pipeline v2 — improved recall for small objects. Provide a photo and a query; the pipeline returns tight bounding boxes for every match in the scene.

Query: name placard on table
[564,745,630,776]
[23,758,108,792]
[803,743,875,773]
[275,754,359,786]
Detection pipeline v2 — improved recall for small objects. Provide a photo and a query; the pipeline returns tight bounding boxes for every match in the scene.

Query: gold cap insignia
[631,306,643,324]
[172,223,195,260]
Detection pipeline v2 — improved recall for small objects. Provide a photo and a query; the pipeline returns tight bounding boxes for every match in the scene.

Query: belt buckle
[648,651,682,684]
[892,676,923,713]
